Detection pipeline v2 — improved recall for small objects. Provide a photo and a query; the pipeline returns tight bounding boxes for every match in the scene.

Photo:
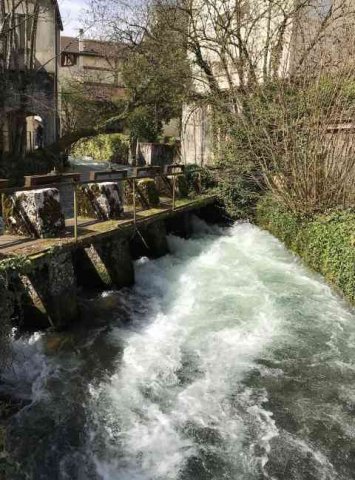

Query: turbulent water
[2,220,355,480]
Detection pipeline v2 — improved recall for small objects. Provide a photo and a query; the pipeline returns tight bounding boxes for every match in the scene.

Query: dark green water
[2,221,355,479]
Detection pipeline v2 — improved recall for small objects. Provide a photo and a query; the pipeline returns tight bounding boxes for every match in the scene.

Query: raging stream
[2,220,355,480]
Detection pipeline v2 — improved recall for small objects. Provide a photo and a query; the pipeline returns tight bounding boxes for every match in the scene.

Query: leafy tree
[56,1,190,156]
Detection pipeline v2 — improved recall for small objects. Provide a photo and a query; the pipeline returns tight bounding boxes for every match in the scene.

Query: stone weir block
[73,233,135,292]
[156,174,188,199]
[26,250,79,329]
[125,178,160,209]
[77,182,124,220]
[0,250,79,330]
[3,188,65,238]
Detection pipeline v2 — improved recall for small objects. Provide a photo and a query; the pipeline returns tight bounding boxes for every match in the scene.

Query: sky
[58,0,88,36]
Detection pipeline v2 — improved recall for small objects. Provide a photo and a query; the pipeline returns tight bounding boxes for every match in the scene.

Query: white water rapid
[3,220,355,480]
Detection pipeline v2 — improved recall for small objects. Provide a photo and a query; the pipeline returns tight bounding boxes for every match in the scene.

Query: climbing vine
[256,196,355,304]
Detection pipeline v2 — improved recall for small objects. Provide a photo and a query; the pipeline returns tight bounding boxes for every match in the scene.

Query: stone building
[181,0,353,165]
[60,33,180,153]
[0,0,63,156]
[60,34,126,102]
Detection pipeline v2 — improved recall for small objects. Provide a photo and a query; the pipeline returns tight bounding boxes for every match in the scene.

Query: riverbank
[256,196,355,305]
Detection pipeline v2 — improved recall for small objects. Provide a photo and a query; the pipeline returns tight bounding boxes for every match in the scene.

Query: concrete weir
[0,197,217,329]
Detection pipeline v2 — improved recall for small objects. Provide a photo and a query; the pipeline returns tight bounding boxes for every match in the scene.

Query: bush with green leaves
[214,166,264,220]
[127,106,162,143]
[257,196,355,304]
[208,105,267,219]
[71,134,130,163]
[184,165,216,194]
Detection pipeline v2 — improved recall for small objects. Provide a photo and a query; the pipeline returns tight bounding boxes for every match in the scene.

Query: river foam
[3,219,355,480]
[89,222,296,479]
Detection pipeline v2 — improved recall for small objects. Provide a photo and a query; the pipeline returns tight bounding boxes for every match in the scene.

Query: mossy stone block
[77,182,124,220]
[137,179,160,208]
[156,175,188,199]
[3,188,65,238]
[175,174,189,198]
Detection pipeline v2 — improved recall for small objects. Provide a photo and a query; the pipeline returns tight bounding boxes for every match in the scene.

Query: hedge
[256,196,355,304]
[71,134,130,163]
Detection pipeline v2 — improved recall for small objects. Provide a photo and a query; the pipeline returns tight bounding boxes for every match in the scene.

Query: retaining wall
[0,203,220,330]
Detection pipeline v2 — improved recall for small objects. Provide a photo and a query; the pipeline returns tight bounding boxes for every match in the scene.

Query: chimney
[78,28,84,52]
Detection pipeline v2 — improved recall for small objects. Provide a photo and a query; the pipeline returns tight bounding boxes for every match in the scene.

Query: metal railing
[0,164,187,245]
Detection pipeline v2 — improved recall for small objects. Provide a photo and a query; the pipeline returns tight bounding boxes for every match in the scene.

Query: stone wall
[124,179,160,209]
[137,143,176,166]
[181,104,213,166]
[0,278,14,331]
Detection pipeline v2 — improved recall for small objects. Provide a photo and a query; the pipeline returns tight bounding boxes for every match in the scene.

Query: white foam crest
[0,332,52,402]
[93,223,287,479]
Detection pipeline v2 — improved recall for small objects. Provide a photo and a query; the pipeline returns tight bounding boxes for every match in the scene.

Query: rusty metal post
[1,193,5,231]
[133,178,137,225]
[73,184,78,241]
[172,174,176,211]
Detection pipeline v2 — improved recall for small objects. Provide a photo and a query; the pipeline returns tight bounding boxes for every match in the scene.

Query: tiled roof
[60,36,124,57]
[61,36,79,53]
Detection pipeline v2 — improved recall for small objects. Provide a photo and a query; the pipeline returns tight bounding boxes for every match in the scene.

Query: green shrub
[184,165,216,195]
[215,168,263,220]
[127,106,161,142]
[257,196,355,304]
[71,134,130,163]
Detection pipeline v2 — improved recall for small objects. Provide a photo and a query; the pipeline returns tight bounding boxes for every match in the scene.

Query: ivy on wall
[256,196,355,304]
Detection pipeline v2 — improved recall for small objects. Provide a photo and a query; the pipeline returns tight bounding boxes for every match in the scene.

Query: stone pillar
[94,236,135,289]
[131,220,169,259]
[77,183,124,220]
[166,212,193,238]
[125,179,160,209]
[72,247,108,290]
[27,251,78,328]
[0,278,14,328]
[0,278,13,364]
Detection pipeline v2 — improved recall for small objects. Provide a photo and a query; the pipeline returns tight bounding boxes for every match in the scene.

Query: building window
[61,52,78,67]
[16,14,33,50]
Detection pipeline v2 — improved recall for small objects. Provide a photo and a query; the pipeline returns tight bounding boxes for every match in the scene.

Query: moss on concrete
[77,183,123,220]
[176,174,189,198]
[3,189,65,238]
[137,179,160,207]
[77,186,98,219]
